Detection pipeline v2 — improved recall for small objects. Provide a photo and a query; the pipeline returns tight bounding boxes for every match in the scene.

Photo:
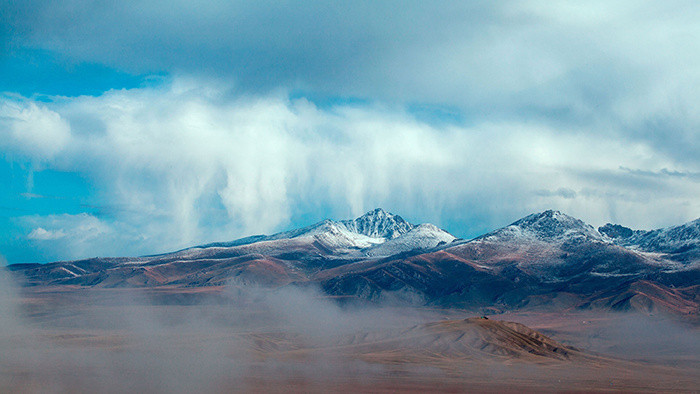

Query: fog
[571,313,700,363]
[1,268,698,392]
[0,269,441,393]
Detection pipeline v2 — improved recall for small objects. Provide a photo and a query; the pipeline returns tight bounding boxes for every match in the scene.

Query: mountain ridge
[6,209,699,318]
[600,218,700,255]
[475,210,603,244]
[179,208,423,254]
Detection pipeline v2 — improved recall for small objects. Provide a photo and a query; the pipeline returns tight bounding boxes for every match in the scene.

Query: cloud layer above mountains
[2,80,697,261]
[1,1,699,262]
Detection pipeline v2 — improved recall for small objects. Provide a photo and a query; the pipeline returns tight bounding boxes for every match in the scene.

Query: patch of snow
[66,264,88,273]
[610,218,700,254]
[589,272,638,278]
[480,210,602,243]
[340,208,414,239]
[57,267,79,277]
[364,223,456,256]
[175,208,420,257]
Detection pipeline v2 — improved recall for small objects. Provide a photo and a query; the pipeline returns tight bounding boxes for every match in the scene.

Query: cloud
[27,227,66,240]
[535,188,577,199]
[0,79,697,261]
[20,193,48,199]
[3,4,698,112]
[19,213,116,259]
[0,95,71,160]
[619,167,700,180]
[2,2,698,183]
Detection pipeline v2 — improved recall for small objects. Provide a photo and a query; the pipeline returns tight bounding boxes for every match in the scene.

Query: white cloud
[1,79,698,260]
[20,214,116,259]
[0,1,697,264]
[5,1,699,173]
[27,227,66,241]
[0,97,71,160]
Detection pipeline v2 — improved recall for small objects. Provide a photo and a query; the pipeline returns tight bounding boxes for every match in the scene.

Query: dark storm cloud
[618,167,700,180]
[2,1,490,92]
[4,1,699,163]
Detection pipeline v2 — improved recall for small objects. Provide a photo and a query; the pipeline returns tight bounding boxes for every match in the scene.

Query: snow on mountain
[480,210,603,243]
[10,209,699,315]
[290,220,387,249]
[177,208,437,257]
[600,218,700,254]
[265,209,415,251]
[340,208,414,239]
[364,223,456,257]
[441,210,687,283]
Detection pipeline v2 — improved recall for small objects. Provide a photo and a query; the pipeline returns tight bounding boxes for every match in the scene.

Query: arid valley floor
[3,209,700,392]
[1,284,698,393]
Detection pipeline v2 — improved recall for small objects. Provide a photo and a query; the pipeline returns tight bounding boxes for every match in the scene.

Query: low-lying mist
[0,269,442,393]
[1,268,698,393]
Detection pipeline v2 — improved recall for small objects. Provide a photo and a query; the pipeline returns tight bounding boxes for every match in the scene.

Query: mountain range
[8,208,700,317]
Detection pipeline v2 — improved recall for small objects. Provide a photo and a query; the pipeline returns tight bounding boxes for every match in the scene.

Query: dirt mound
[251,317,582,365]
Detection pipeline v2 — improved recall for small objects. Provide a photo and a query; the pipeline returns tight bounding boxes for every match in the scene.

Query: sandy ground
[1,287,698,393]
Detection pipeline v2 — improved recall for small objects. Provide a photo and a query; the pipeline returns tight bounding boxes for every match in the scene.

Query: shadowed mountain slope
[600,218,700,264]
[7,209,699,317]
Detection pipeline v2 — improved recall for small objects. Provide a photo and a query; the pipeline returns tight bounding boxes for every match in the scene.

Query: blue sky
[1,1,699,264]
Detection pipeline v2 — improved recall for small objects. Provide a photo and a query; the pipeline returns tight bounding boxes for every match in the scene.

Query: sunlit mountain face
[8,209,699,317]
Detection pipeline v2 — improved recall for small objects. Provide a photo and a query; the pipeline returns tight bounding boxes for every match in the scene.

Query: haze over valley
[2,209,699,392]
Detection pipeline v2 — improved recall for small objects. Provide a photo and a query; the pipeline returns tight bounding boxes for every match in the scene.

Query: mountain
[600,218,700,263]
[341,208,414,239]
[188,208,422,255]
[7,209,699,317]
[364,223,455,257]
[445,210,653,279]
[319,210,699,313]
[8,209,455,287]
[489,209,603,242]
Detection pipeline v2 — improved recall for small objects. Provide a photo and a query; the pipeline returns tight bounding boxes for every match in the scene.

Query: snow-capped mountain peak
[600,218,700,254]
[244,208,417,252]
[340,208,414,239]
[482,210,602,242]
[364,223,456,256]
[510,210,601,240]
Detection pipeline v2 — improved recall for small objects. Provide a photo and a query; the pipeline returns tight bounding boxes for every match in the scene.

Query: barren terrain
[1,285,698,393]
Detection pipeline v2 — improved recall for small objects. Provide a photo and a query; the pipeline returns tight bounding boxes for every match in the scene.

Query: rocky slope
[600,218,700,264]
[7,209,699,316]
